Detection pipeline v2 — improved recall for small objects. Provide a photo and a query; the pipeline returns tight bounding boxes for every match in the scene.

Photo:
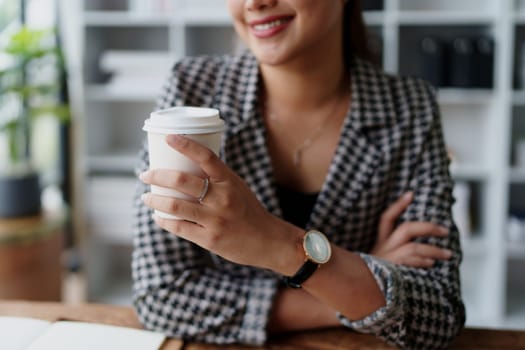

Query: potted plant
[0,27,69,218]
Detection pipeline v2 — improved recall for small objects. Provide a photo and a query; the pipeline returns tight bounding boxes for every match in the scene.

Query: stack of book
[99,50,177,96]
[129,0,174,14]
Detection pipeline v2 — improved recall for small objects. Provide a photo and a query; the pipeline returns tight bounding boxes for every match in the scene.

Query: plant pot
[0,172,41,218]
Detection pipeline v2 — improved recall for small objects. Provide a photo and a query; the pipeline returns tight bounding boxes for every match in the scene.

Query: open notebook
[0,317,166,350]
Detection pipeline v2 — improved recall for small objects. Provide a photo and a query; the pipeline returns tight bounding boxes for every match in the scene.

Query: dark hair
[342,0,371,66]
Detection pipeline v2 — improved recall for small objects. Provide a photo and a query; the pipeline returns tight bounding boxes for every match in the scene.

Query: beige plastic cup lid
[143,107,225,134]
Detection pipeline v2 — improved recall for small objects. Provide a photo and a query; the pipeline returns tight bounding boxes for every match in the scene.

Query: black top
[275,184,318,229]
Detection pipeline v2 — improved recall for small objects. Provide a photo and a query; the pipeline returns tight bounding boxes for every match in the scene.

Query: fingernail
[444,249,453,258]
[139,171,149,181]
[440,227,449,234]
[141,193,147,202]
[403,192,413,201]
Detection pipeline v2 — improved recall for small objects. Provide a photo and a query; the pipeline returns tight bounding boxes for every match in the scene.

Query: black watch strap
[283,260,319,288]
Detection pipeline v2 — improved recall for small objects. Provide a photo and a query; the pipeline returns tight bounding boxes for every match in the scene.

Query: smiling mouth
[252,17,293,31]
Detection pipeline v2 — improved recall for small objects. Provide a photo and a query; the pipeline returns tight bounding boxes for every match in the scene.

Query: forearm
[267,287,339,334]
[301,245,386,321]
[271,229,462,349]
[271,223,385,323]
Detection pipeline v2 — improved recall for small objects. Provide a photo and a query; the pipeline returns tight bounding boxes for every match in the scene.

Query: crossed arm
[268,190,452,333]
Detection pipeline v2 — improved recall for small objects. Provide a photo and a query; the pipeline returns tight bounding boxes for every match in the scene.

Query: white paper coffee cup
[143,107,225,219]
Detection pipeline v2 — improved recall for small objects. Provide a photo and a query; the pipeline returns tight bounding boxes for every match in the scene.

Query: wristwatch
[283,229,332,288]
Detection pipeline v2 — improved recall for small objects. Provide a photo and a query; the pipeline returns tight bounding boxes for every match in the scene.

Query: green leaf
[2,120,19,163]
[4,27,55,59]
[0,26,67,165]
[0,118,18,132]
[2,83,60,98]
[29,104,70,123]
[8,129,17,163]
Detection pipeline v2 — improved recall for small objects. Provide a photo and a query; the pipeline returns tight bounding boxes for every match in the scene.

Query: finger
[142,192,210,224]
[399,242,453,260]
[166,135,226,180]
[391,222,449,247]
[140,169,205,199]
[397,256,435,268]
[153,214,207,244]
[377,192,413,243]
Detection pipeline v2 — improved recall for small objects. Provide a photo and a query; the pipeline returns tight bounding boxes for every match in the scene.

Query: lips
[248,15,294,39]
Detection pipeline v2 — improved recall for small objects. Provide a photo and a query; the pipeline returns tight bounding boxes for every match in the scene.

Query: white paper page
[25,321,166,350]
[0,317,51,350]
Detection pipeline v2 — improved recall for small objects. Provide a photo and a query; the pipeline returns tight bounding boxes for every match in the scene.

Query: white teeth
[253,19,288,31]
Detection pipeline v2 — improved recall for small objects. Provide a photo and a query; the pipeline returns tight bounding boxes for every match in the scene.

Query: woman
[133,1,465,349]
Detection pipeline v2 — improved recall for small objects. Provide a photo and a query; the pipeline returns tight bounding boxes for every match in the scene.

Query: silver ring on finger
[198,177,210,204]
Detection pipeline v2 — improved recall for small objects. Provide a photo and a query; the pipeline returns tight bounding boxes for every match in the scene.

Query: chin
[251,46,293,66]
[256,55,285,66]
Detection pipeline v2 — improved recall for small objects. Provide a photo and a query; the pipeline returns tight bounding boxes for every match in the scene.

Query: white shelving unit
[83,11,172,26]
[76,0,525,328]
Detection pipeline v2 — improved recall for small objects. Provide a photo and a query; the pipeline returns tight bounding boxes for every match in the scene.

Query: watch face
[304,230,332,264]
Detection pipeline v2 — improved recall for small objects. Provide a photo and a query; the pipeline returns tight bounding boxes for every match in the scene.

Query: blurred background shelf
[397,12,496,26]
[87,154,137,174]
[514,13,525,24]
[504,293,525,329]
[509,167,525,183]
[438,89,495,105]
[180,9,232,26]
[461,236,487,258]
[512,91,525,105]
[84,11,172,26]
[507,242,525,258]
[85,84,159,102]
[450,164,491,181]
[398,0,498,13]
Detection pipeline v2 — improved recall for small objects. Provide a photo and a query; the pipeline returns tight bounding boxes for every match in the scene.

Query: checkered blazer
[132,51,466,349]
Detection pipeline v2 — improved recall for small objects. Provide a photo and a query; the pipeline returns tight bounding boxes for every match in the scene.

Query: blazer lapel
[218,53,282,218]
[309,59,394,235]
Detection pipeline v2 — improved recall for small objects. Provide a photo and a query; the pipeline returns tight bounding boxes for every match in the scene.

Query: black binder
[473,36,494,88]
[420,37,447,87]
[448,37,475,88]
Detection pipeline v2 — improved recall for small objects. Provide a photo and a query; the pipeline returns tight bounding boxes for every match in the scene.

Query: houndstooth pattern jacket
[132,51,466,349]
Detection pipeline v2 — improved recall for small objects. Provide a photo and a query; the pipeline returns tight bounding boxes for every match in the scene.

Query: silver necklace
[266,98,344,167]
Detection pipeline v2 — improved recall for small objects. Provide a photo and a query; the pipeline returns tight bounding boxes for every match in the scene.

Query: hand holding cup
[142,107,224,219]
[140,134,304,274]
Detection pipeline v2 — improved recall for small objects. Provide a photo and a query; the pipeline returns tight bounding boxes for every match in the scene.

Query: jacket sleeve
[338,82,466,350]
[131,58,278,345]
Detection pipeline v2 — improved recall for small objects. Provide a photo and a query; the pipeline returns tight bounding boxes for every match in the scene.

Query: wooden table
[0,301,524,350]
